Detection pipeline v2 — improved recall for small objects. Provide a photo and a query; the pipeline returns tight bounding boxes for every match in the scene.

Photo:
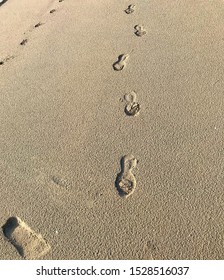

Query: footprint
[34,22,43,28]
[115,155,138,198]
[5,55,15,61]
[124,91,141,116]
[113,54,129,71]
[125,4,135,14]
[52,175,70,189]
[2,217,51,259]
[50,9,56,13]
[20,39,28,46]
[134,25,146,37]
[0,55,15,65]
[59,0,64,2]
[0,0,8,7]
[141,240,156,259]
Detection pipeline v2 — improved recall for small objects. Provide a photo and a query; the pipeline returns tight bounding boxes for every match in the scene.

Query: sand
[0,0,224,260]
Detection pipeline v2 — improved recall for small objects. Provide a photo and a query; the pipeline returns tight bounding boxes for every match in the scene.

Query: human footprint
[113,54,129,71]
[125,4,136,14]
[124,91,141,116]
[116,155,138,198]
[2,216,51,259]
[134,25,147,37]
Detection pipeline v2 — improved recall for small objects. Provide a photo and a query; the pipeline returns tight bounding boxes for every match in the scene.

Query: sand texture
[0,0,224,259]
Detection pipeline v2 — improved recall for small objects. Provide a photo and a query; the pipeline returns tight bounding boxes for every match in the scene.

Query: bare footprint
[134,25,146,37]
[2,217,51,259]
[113,54,129,71]
[124,91,141,116]
[115,155,138,198]
[125,4,135,14]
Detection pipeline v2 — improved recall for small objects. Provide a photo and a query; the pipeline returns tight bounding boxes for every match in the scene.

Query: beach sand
[0,0,224,259]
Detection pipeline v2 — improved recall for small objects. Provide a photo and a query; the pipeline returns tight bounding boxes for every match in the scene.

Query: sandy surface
[0,0,224,259]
